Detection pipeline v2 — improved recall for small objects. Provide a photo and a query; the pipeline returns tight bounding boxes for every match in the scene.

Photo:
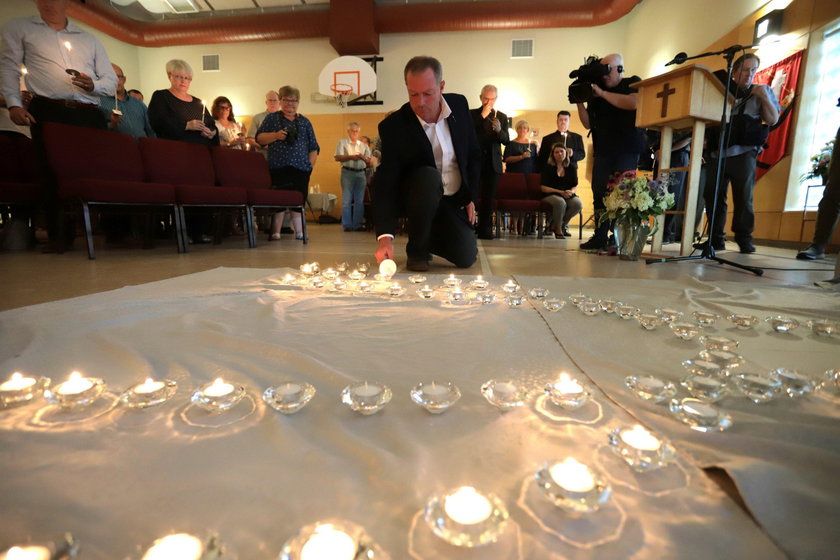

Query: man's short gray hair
[481,84,497,95]
[347,121,360,130]
[404,56,443,83]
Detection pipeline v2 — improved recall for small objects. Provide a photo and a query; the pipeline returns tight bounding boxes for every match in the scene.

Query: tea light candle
[549,458,596,493]
[443,274,461,287]
[352,382,381,398]
[203,378,234,397]
[300,263,314,276]
[388,282,404,296]
[332,279,347,290]
[322,268,338,280]
[281,273,296,284]
[444,487,493,525]
[620,425,661,451]
[348,269,365,281]
[133,378,165,395]
[299,527,356,560]
[470,275,489,289]
[310,276,325,288]
[494,381,516,396]
[275,382,301,396]
[357,280,372,293]
[449,287,465,301]
[418,285,435,299]
[423,381,449,397]
[553,373,583,395]
[2,546,51,560]
[378,259,397,278]
[57,371,94,395]
[502,279,519,293]
[0,372,36,393]
[142,533,203,560]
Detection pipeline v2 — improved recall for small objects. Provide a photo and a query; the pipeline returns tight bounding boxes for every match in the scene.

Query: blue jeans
[341,168,367,229]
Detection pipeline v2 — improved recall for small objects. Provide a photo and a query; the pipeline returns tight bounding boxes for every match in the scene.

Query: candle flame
[145,378,154,384]
[558,372,570,382]
[212,377,224,385]
[20,66,27,75]
[11,372,23,381]
[69,371,82,381]
[63,41,72,51]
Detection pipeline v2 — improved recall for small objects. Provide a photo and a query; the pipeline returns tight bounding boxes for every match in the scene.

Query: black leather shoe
[580,236,608,250]
[796,244,825,260]
[693,239,725,252]
[406,258,430,272]
[736,240,755,254]
[561,226,571,237]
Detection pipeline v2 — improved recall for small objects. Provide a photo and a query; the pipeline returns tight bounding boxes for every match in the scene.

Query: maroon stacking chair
[0,133,40,207]
[210,147,306,245]
[139,137,253,250]
[41,122,182,259]
[495,173,541,238]
[525,173,551,239]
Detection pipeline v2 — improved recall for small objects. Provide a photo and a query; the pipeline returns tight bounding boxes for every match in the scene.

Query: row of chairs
[4,122,306,259]
[494,172,587,239]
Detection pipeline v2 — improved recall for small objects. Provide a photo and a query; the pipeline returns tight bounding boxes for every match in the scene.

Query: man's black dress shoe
[737,240,756,254]
[406,258,429,272]
[693,239,725,252]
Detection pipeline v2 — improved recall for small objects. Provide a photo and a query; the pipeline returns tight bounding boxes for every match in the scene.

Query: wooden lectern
[631,64,731,256]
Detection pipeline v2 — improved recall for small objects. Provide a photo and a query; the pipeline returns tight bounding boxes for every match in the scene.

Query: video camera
[568,55,611,104]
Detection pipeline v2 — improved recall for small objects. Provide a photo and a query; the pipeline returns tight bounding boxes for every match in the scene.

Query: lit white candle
[142,533,203,560]
[18,66,27,92]
[275,382,301,396]
[133,378,165,395]
[2,546,51,560]
[549,458,596,493]
[203,378,234,398]
[0,372,36,392]
[56,371,94,395]
[352,382,381,398]
[301,263,313,275]
[423,381,449,397]
[620,425,661,451]
[299,527,356,560]
[444,487,493,525]
[553,373,583,395]
[200,100,206,123]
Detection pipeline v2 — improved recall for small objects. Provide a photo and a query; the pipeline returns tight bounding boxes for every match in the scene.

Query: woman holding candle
[211,96,252,150]
[503,120,538,174]
[147,60,217,146]
[540,143,582,239]
[256,85,319,241]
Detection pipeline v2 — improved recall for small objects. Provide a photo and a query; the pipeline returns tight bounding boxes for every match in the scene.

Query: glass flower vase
[614,219,651,261]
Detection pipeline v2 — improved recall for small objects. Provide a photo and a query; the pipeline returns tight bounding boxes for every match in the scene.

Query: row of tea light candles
[0,421,673,559]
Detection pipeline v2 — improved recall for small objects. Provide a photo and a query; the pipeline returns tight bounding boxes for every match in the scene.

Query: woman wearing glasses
[147,59,217,146]
[211,96,250,150]
[256,85,319,240]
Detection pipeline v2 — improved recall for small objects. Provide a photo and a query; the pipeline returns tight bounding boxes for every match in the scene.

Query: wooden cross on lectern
[656,82,676,118]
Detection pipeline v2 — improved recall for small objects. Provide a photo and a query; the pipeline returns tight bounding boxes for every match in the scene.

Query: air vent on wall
[163,0,200,14]
[202,54,220,72]
[511,39,534,59]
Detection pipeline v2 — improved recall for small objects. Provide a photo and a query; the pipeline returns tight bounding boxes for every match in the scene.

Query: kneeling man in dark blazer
[373,56,481,272]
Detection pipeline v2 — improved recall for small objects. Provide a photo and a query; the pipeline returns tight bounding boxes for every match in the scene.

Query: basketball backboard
[318,56,378,99]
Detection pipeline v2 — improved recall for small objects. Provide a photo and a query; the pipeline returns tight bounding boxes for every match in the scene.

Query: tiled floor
[0,224,836,311]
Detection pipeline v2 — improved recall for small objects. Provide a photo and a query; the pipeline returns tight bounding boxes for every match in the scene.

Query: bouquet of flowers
[801,139,834,184]
[599,170,675,227]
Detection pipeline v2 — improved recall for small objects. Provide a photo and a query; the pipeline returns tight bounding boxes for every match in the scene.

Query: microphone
[665,52,687,66]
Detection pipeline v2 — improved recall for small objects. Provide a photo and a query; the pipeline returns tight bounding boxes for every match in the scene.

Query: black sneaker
[580,236,608,250]
[736,240,755,254]
[796,244,825,260]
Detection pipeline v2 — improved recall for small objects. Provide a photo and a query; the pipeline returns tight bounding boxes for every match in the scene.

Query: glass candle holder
[699,335,739,352]
[542,298,565,312]
[625,375,677,403]
[469,276,489,290]
[347,269,366,282]
[766,315,799,333]
[280,273,299,285]
[335,261,349,273]
[697,350,744,371]
[681,358,723,378]
[299,263,316,276]
[45,371,105,409]
[637,313,663,330]
[732,372,783,404]
[668,398,732,432]
[424,486,509,548]
[806,318,839,337]
[279,519,387,560]
[692,311,720,328]
[410,381,461,414]
[670,321,700,341]
[121,378,177,409]
[528,287,549,299]
[820,369,840,393]
[769,368,814,398]
[341,381,392,415]
[568,293,587,306]
[356,281,373,294]
[387,282,406,298]
[331,279,348,291]
[417,285,435,299]
[655,308,684,323]
[545,373,591,409]
[408,274,427,284]
[600,299,621,313]
[321,268,339,280]
[504,293,526,308]
[727,313,759,330]
[577,298,601,316]
[481,379,527,410]
[263,381,316,414]
[534,458,612,514]
[0,545,52,560]
[0,372,49,408]
[502,279,520,294]
[190,378,246,412]
[615,305,640,320]
[681,374,728,401]
[607,425,676,472]
[443,274,462,288]
[448,288,466,303]
[477,292,496,305]
[355,262,370,274]
[142,533,219,560]
[309,276,325,289]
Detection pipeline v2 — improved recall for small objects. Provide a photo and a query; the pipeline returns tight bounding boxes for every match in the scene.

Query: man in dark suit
[471,85,509,239]
[374,56,481,272]
[538,110,586,172]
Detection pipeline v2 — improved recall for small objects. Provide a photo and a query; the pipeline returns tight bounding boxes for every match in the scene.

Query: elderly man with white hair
[575,53,647,251]
[334,121,372,231]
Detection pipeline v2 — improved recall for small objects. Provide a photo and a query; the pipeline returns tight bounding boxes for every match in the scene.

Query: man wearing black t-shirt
[576,53,646,250]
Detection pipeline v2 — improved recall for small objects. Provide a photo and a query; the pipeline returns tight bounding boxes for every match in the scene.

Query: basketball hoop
[330,83,353,108]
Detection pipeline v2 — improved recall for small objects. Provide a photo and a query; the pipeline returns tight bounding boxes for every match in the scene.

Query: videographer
[573,53,647,251]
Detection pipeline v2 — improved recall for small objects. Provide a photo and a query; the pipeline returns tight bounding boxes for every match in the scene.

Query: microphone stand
[646,45,764,276]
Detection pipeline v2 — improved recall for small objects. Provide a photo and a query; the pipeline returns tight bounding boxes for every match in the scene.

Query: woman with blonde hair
[503,120,538,174]
[540,143,582,238]
[148,59,217,146]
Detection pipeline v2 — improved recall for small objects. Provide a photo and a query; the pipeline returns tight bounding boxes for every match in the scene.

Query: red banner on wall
[753,50,803,179]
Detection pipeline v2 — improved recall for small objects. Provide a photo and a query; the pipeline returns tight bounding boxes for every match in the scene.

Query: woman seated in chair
[541,143,582,239]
